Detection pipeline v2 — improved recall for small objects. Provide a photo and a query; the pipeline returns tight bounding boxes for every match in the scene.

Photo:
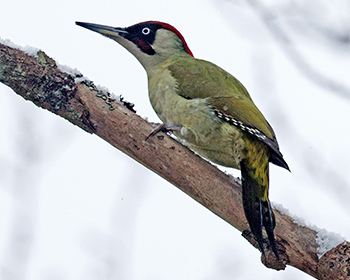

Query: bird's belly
[151,94,244,169]
[179,121,244,170]
[148,70,244,169]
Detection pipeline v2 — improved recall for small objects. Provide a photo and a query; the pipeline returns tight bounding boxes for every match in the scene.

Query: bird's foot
[146,123,180,140]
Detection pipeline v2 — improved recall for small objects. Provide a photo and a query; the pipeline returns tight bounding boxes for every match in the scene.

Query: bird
[76,20,289,257]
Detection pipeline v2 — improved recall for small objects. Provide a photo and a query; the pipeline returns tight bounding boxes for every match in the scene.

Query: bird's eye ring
[142,27,151,35]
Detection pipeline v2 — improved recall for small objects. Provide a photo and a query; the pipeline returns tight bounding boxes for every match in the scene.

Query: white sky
[0,0,349,279]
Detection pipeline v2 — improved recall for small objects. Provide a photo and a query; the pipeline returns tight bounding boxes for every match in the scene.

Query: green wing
[168,58,274,138]
[168,57,288,169]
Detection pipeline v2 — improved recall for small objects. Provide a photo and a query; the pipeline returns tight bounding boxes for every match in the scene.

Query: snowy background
[0,0,349,279]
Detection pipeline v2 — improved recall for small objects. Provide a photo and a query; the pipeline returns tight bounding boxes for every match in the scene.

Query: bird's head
[76,21,193,70]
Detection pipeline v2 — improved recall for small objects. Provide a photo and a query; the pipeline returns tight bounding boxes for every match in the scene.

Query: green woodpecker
[76,21,289,256]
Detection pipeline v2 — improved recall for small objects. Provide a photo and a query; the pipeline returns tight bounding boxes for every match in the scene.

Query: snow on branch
[0,42,349,280]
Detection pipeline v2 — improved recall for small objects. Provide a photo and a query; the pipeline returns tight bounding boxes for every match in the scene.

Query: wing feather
[168,58,289,169]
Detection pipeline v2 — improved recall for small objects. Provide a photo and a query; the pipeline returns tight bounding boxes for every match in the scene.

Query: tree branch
[1,42,349,279]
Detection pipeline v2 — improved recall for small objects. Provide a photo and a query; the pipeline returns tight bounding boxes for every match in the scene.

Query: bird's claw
[146,124,179,140]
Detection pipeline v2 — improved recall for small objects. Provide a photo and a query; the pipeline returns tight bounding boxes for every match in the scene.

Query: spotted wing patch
[214,109,268,141]
[213,108,287,163]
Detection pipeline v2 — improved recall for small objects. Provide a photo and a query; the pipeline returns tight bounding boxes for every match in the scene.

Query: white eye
[142,27,151,35]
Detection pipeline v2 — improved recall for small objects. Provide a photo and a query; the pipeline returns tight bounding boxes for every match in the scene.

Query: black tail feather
[262,200,279,258]
[241,160,278,257]
[242,189,265,253]
[241,162,265,253]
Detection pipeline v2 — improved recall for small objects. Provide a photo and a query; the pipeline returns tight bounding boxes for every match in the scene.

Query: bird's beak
[75,21,128,39]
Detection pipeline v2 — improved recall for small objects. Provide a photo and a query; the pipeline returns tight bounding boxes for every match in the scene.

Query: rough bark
[1,43,349,279]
